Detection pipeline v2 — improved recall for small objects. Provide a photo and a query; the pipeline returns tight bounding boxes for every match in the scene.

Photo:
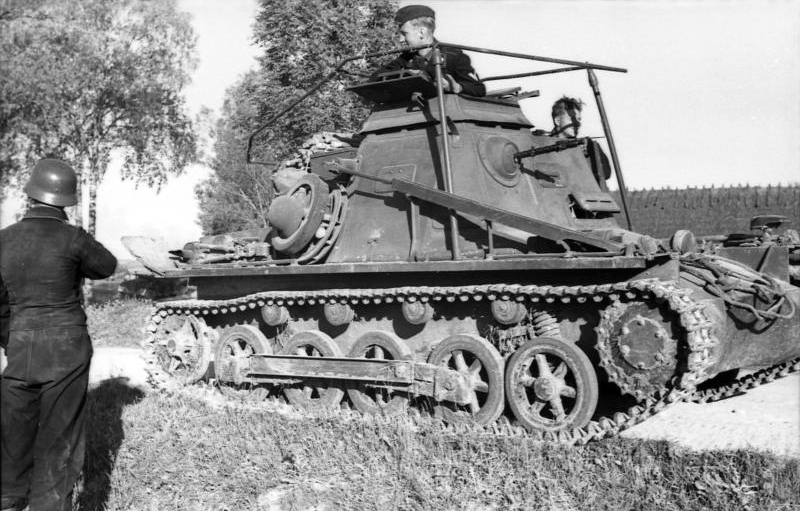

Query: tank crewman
[550,95,584,139]
[540,96,612,189]
[1,159,117,511]
[373,4,486,97]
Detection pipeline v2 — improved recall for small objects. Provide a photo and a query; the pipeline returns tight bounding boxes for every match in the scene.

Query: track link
[690,357,800,404]
[142,279,720,444]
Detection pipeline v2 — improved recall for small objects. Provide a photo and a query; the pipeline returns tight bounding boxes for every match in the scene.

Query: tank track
[690,357,800,404]
[141,278,720,445]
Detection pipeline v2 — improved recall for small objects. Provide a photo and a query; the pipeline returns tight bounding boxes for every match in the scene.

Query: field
[75,300,800,511]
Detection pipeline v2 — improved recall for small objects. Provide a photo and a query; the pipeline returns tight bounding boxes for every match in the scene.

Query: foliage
[196,0,397,234]
[196,71,272,233]
[76,387,799,510]
[0,0,198,233]
[613,185,800,238]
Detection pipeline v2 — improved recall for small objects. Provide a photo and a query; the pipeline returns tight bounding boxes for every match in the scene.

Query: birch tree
[0,0,197,234]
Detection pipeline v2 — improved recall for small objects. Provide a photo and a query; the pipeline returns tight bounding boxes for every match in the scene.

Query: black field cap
[395,5,435,25]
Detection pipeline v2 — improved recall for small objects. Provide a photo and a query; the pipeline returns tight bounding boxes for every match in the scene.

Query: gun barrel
[514,137,587,161]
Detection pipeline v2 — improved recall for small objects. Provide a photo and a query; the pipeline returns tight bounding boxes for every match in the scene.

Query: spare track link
[690,357,800,404]
[142,279,719,445]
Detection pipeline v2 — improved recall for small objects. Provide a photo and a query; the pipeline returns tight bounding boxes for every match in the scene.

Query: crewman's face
[554,109,581,138]
[397,21,428,48]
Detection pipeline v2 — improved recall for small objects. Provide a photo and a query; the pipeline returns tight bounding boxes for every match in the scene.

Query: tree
[195,70,272,234]
[196,0,397,234]
[0,0,197,235]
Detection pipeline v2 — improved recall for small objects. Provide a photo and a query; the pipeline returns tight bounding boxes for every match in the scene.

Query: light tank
[124,44,800,443]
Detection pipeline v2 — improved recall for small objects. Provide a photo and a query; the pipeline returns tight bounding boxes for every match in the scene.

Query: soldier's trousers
[1,325,93,511]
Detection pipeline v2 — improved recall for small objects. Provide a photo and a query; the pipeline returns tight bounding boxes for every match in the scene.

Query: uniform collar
[23,205,68,222]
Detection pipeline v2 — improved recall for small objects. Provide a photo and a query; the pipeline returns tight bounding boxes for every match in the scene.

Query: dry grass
[76,382,800,511]
[79,301,800,510]
[86,300,152,348]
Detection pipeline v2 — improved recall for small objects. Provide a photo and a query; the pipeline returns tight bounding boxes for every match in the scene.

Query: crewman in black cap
[1,159,117,511]
[374,4,486,97]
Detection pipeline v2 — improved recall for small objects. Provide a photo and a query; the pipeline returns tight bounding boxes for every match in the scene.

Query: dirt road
[621,373,799,457]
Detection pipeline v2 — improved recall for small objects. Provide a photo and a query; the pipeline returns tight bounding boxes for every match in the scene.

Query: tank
[124,44,800,444]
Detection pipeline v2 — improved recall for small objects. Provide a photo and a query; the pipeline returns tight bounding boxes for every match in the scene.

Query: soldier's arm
[75,229,118,280]
[451,52,486,97]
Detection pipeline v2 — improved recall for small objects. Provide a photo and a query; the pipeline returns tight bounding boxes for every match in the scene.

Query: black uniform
[1,205,116,511]
[376,43,486,97]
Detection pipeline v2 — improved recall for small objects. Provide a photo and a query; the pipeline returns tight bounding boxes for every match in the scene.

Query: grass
[76,300,800,510]
[77,384,799,511]
[86,300,152,348]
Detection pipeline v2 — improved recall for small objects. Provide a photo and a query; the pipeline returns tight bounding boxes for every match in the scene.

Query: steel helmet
[23,158,78,207]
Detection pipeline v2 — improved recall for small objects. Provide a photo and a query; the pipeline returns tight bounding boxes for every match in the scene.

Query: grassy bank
[77,382,799,511]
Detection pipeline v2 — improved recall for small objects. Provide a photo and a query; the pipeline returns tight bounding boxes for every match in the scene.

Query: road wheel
[281,330,345,410]
[215,325,271,402]
[347,331,412,416]
[427,334,505,425]
[505,337,598,432]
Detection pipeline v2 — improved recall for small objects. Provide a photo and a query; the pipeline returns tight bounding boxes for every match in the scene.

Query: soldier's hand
[444,74,462,94]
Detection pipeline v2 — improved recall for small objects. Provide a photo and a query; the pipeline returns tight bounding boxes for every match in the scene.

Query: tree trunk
[87,176,97,237]
[73,174,84,228]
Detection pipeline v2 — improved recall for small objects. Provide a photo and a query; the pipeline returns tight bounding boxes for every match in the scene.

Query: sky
[2,0,799,258]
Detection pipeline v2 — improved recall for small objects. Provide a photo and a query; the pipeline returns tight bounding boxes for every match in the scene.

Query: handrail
[482,66,585,82]
[245,43,626,164]
[442,43,627,73]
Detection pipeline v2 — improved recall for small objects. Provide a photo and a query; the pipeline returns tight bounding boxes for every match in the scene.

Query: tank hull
[146,251,799,443]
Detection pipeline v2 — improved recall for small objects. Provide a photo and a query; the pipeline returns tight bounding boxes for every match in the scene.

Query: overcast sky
[3,0,799,257]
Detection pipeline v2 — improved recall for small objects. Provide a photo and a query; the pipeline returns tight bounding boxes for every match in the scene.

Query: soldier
[550,95,584,139]
[544,96,612,189]
[374,4,486,97]
[1,159,117,511]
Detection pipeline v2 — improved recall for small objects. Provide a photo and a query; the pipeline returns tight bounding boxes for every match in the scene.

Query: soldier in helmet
[374,4,486,97]
[1,159,117,511]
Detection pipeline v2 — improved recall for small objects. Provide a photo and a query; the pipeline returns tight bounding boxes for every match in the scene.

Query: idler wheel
[268,174,329,255]
[505,337,598,432]
[153,315,214,385]
[596,300,681,400]
[347,331,412,416]
[214,325,272,402]
[426,334,505,425]
[281,330,345,410]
